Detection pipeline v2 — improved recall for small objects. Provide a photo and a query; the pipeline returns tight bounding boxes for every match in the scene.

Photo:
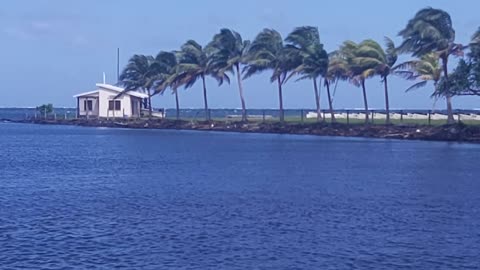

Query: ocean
[0,123,479,269]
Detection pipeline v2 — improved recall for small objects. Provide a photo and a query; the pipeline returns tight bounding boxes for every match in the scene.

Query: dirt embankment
[12,118,480,143]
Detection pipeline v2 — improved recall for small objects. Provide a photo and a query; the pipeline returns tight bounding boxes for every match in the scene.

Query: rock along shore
[8,118,480,143]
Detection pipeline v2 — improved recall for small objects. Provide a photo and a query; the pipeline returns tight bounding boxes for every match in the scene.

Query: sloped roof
[96,83,124,92]
[73,90,99,98]
[73,83,149,99]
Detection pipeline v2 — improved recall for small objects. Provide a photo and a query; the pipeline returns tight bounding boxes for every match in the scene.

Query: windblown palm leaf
[244,29,292,82]
[337,39,389,123]
[398,7,459,123]
[326,51,349,83]
[208,29,251,73]
[208,29,250,121]
[384,37,398,68]
[402,53,443,97]
[352,39,387,78]
[406,81,429,92]
[243,28,297,122]
[472,27,480,44]
[153,51,179,94]
[398,7,455,58]
[168,40,229,120]
[119,54,158,117]
[285,26,329,121]
[119,55,157,92]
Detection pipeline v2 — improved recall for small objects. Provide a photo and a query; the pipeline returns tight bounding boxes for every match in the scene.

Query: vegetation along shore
[12,118,480,143]
[115,7,480,126]
[11,7,480,143]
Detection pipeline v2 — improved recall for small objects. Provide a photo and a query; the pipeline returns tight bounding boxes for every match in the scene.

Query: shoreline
[6,118,480,143]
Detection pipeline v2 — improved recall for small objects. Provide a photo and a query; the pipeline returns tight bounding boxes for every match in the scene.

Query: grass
[164,115,480,126]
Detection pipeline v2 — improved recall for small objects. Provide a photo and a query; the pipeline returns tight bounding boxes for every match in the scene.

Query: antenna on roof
[103,72,106,84]
[117,48,120,82]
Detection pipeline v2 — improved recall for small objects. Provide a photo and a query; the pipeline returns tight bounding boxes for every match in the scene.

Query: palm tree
[324,51,350,122]
[472,28,480,44]
[286,26,329,122]
[119,54,157,117]
[403,53,443,96]
[151,51,181,120]
[173,40,230,121]
[355,38,404,124]
[340,40,380,123]
[378,37,399,124]
[243,29,298,122]
[398,7,463,124]
[208,29,251,121]
[437,30,480,97]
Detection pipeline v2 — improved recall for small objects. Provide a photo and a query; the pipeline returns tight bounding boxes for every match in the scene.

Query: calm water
[1,123,479,269]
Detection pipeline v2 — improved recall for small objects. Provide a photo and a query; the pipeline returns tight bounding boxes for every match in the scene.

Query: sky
[1,0,480,109]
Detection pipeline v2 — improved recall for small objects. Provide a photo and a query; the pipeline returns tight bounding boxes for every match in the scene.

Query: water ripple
[1,123,480,269]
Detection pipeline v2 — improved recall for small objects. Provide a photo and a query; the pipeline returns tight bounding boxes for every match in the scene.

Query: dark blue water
[1,123,479,269]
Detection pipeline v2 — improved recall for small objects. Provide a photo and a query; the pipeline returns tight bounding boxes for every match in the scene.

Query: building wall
[97,89,132,118]
[78,96,99,117]
[77,88,143,118]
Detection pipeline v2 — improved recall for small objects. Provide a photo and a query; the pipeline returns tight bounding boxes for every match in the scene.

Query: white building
[74,83,150,118]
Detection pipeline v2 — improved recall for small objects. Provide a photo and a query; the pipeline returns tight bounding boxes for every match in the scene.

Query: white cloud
[71,35,89,46]
[30,21,52,31]
[2,27,33,40]
[1,18,54,40]
[2,19,89,47]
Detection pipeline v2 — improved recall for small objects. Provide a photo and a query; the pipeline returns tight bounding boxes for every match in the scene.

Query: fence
[14,108,480,125]
[164,108,480,125]
[23,109,77,121]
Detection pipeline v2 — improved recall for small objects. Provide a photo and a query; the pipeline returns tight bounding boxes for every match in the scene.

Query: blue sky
[1,0,480,109]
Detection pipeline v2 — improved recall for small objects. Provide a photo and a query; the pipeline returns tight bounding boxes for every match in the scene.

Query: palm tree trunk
[235,64,247,122]
[313,78,321,122]
[446,96,454,123]
[201,75,209,121]
[147,88,153,118]
[278,77,284,123]
[325,79,335,123]
[433,81,439,112]
[384,76,391,125]
[361,79,370,124]
[441,56,455,124]
[175,90,180,121]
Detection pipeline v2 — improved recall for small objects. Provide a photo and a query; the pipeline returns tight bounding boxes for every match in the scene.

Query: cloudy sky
[1,0,480,109]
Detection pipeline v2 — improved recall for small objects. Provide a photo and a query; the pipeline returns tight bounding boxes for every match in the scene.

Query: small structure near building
[73,83,158,119]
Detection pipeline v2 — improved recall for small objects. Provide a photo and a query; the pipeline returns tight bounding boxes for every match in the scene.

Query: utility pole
[117,48,120,82]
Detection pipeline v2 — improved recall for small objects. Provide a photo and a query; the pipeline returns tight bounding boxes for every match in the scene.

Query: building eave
[73,90,99,98]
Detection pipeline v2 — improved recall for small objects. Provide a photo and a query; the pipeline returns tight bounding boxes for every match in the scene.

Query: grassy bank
[13,117,480,143]
[172,116,480,127]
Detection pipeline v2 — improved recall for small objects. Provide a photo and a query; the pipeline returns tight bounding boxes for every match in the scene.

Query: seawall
[7,118,480,143]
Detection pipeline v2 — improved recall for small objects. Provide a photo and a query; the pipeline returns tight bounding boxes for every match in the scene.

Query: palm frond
[406,80,428,92]
[362,68,376,78]
[398,7,455,57]
[392,60,417,71]
[393,70,416,80]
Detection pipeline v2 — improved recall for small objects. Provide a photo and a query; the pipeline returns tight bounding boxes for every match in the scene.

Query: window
[84,100,93,111]
[109,100,121,111]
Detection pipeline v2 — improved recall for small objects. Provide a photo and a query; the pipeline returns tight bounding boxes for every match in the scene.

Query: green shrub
[36,104,54,114]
